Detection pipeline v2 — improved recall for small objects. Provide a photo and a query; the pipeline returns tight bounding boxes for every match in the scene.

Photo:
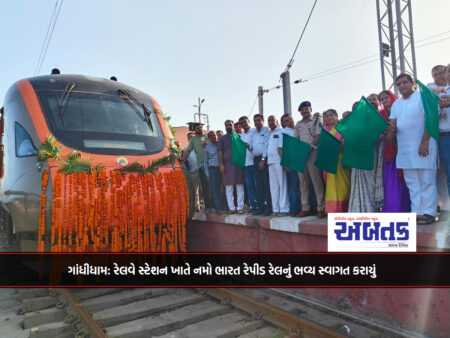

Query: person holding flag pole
[219,120,245,214]
[389,73,439,225]
[280,114,301,217]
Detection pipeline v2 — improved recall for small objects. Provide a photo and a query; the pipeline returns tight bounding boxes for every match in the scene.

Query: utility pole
[280,71,292,115]
[376,0,417,95]
[257,86,264,116]
[193,97,209,130]
[193,97,205,124]
[257,86,271,117]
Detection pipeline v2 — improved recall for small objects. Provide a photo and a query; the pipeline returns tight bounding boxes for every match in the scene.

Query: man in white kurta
[267,115,289,215]
[390,74,438,220]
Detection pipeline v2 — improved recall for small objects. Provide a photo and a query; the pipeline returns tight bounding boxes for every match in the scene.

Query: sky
[1,0,449,131]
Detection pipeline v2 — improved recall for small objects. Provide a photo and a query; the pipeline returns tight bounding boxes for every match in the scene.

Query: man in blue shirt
[250,114,272,216]
[438,64,450,220]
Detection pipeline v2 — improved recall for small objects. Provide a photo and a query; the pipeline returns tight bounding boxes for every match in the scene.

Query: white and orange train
[0,74,191,252]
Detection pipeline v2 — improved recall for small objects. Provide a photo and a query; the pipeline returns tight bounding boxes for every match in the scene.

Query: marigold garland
[40,168,188,253]
[38,168,50,252]
[36,129,188,253]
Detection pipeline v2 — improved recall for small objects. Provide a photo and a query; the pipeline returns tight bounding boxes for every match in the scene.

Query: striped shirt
[203,143,220,177]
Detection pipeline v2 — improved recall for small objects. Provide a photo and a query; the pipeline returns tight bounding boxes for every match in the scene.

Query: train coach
[0,74,190,252]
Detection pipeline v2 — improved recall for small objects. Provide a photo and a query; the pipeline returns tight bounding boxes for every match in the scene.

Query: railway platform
[187,212,450,337]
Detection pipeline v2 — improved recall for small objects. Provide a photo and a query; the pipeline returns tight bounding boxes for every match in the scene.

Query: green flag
[280,133,311,173]
[231,131,246,168]
[416,79,440,142]
[342,142,375,170]
[315,128,341,174]
[336,96,388,151]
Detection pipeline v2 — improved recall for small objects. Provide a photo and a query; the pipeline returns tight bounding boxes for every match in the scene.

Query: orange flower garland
[38,168,50,252]
[40,168,189,253]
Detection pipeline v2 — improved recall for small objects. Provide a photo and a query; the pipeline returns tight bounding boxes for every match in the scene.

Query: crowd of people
[181,63,450,225]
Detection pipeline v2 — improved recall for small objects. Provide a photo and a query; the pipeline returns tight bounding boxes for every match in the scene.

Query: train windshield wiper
[118,89,153,131]
[58,83,76,125]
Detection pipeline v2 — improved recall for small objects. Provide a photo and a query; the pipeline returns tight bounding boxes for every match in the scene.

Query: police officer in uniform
[294,101,326,218]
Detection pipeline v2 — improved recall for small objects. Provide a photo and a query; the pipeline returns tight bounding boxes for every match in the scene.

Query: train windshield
[38,91,165,155]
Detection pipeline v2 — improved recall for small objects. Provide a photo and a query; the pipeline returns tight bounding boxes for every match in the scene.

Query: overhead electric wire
[415,30,450,42]
[34,1,58,76]
[283,0,318,73]
[37,0,64,75]
[248,96,258,117]
[415,36,450,48]
[306,58,379,81]
[34,0,64,76]
[298,30,450,82]
[303,54,379,79]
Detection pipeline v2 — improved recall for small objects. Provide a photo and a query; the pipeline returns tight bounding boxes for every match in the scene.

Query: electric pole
[257,86,265,116]
[280,71,292,115]
[376,0,417,95]
[193,98,210,131]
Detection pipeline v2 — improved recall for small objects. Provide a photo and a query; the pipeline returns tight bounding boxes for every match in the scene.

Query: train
[0,74,191,252]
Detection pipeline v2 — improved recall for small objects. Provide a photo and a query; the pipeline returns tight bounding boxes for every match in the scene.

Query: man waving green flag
[416,79,440,142]
[231,131,247,168]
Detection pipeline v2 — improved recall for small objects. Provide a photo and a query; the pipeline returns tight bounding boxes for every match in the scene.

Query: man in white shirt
[280,113,301,216]
[390,73,438,224]
[250,114,272,216]
[267,115,289,216]
[427,65,447,94]
[238,116,258,213]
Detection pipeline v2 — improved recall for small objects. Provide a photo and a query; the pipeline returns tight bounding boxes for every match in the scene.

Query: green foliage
[148,154,175,173]
[58,150,105,174]
[116,154,175,175]
[37,135,62,162]
[168,137,181,158]
[116,162,147,174]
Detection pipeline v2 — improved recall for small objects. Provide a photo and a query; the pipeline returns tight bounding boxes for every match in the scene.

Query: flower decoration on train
[37,135,63,162]
[36,132,189,254]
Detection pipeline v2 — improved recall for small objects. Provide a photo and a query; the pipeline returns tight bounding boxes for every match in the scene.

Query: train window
[83,139,146,151]
[37,91,165,155]
[15,122,37,157]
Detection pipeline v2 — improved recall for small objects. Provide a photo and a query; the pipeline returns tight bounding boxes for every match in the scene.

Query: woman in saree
[323,109,351,212]
[348,99,378,213]
[378,90,411,212]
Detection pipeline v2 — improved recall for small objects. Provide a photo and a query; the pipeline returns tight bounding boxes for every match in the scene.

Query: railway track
[0,233,426,338]
[0,286,427,338]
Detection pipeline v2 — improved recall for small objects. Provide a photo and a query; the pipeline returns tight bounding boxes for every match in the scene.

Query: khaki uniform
[294,117,325,212]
